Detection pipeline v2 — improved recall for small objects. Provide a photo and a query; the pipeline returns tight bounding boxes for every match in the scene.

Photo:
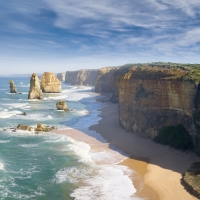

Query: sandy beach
[56,99,200,200]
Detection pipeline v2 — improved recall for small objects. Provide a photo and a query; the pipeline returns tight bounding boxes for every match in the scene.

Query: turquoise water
[0,75,141,200]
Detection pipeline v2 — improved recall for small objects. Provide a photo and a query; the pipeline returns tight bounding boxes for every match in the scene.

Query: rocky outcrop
[57,73,65,81]
[9,80,17,93]
[56,100,70,111]
[95,67,119,93]
[34,123,56,133]
[17,124,32,131]
[182,162,200,199]
[65,70,98,85]
[118,65,199,140]
[40,72,61,93]
[28,73,44,100]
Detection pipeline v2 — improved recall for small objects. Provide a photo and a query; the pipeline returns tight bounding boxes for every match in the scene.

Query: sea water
[0,75,143,200]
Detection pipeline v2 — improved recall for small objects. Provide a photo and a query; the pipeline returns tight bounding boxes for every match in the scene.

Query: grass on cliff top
[110,62,200,82]
[153,124,193,150]
[182,162,200,197]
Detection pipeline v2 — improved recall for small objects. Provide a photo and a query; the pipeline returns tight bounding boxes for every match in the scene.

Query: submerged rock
[9,80,17,93]
[17,124,32,131]
[40,72,61,93]
[56,100,70,111]
[28,73,44,100]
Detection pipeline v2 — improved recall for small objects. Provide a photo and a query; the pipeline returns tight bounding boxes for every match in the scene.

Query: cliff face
[9,80,17,93]
[40,72,61,93]
[95,67,119,93]
[28,73,44,100]
[57,73,65,81]
[65,70,98,86]
[118,66,199,138]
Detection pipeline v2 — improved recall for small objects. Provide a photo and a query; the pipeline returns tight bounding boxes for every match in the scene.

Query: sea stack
[40,72,61,93]
[9,80,17,93]
[56,100,70,111]
[28,73,44,100]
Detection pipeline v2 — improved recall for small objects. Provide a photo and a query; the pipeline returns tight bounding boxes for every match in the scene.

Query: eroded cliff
[65,70,98,86]
[41,72,61,93]
[118,65,200,141]
[95,67,119,93]
[57,73,65,81]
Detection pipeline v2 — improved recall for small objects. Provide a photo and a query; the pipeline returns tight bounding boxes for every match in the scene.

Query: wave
[73,109,89,116]
[0,110,22,118]
[19,144,38,148]
[0,162,4,170]
[45,95,68,100]
[14,113,52,121]
[0,140,11,144]
[52,135,138,199]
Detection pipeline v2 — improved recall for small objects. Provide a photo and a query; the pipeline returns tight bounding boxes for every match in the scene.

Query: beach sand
[56,100,200,200]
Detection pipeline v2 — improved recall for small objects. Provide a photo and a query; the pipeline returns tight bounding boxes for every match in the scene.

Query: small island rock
[34,123,56,133]
[56,100,70,111]
[17,124,32,131]
[40,72,61,93]
[9,80,17,93]
[28,73,44,100]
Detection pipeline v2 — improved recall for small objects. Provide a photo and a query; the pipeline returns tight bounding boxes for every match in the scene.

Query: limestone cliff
[28,73,44,100]
[65,70,98,85]
[57,73,65,81]
[118,65,200,140]
[9,80,17,93]
[95,67,119,93]
[40,72,61,93]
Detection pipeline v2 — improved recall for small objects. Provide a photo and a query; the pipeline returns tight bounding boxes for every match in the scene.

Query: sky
[1,0,200,74]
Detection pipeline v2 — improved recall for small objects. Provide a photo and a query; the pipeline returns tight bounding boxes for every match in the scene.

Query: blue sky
[1,0,200,74]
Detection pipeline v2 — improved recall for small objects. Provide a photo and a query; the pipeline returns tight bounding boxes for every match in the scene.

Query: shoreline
[89,100,200,200]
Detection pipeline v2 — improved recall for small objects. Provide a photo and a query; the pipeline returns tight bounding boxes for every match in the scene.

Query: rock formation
[40,72,61,93]
[95,67,119,93]
[118,65,199,140]
[57,73,66,81]
[56,100,70,111]
[65,70,98,85]
[17,124,32,131]
[34,123,56,133]
[28,73,44,100]
[182,162,200,199]
[9,80,17,93]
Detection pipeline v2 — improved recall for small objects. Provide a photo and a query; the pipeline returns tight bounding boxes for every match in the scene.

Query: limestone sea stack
[40,72,61,93]
[9,80,17,93]
[28,73,44,100]
[56,100,70,111]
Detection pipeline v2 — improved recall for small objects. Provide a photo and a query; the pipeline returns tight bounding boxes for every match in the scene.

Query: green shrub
[154,124,193,150]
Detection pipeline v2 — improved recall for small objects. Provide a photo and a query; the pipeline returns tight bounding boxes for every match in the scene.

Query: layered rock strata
[95,67,119,93]
[28,73,44,100]
[118,65,200,139]
[57,73,66,81]
[9,80,17,93]
[65,70,98,85]
[41,72,61,93]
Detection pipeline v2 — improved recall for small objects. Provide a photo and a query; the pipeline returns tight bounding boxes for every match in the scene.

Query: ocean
[0,75,142,200]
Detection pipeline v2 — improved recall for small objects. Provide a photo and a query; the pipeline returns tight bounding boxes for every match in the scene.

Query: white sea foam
[0,162,4,170]
[20,82,23,84]
[73,109,89,116]
[19,144,38,148]
[51,134,139,199]
[15,113,52,121]
[0,140,11,144]
[45,94,68,100]
[3,103,28,109]
[0,110,22,118]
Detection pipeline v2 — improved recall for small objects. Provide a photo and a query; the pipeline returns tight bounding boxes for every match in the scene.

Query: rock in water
[56,100,70,111]
[28,73,44,100]
[34,123,56,133]
[9,80,17,93]
[17,124,32,131]
[40,72,61,93]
